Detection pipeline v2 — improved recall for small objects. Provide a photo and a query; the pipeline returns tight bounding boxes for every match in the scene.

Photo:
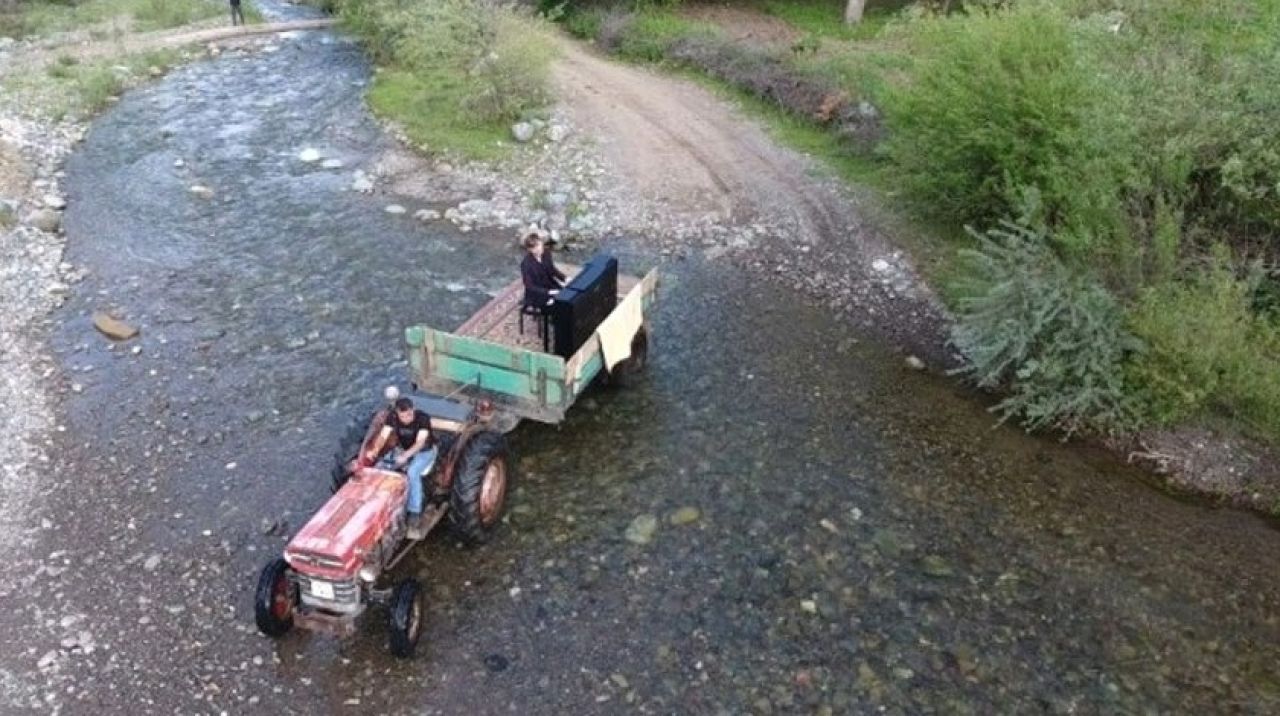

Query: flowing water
[6,4,1280,713]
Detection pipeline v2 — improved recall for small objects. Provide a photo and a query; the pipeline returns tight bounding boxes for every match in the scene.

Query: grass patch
[758,0,910,41]
[366,69,510,161]
[7,47,184,121]
[7,0,227,39]
[334,0,556,161]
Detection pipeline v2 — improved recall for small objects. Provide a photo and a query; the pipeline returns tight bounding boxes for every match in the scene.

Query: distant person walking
[229,0,244,26]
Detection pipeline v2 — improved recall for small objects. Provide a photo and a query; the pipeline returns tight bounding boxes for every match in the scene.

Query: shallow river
[4,3,1280,714]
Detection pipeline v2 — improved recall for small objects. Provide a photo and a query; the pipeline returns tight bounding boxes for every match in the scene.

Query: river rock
[905,355,925,371]
[511,122,535,143]
[92,312,139,341]
[189,184,214,199]
[320,158,345,170]
[384,204,406,215]
[546,124,570,143]
[624,514,658,545]
[148,65,163,78]
[921,554,953,578]
[413,208,440,222]
[27,208,61,233]
[43,194,67,210]
[669,506,700,525]
[351,173,373,193]
[297,147,322,163]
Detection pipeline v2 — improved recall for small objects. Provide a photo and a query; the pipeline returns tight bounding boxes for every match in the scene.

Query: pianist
[520,232,566,307]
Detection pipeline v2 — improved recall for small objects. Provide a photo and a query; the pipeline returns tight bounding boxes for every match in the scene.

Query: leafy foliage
[950,223,1140,435]
[1128,260,1280,439]
[333,0,555,155]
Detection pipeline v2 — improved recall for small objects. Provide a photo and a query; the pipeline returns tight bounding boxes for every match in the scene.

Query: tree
[845,0,866,24]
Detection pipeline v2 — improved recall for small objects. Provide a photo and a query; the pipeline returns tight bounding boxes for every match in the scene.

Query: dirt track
[550,39,950,362]
[5,18,337,71]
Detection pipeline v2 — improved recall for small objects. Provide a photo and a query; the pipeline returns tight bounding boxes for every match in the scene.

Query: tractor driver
[365,397,436,538]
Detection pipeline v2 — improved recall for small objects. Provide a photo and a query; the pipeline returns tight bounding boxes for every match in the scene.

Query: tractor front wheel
[254,557,296,637]
[388,578,424,658]
[448,431,511,545]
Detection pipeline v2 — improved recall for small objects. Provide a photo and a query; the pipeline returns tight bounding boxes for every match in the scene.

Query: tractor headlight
[358,566,378,584]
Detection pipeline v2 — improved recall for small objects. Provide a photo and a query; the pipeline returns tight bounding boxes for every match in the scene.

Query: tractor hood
[284,469,406,578]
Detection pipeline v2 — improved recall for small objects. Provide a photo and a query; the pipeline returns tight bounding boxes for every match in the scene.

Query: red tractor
[253,389,510,658]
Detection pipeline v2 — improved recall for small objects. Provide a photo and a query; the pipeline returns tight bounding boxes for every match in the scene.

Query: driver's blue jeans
[379,448,437,516]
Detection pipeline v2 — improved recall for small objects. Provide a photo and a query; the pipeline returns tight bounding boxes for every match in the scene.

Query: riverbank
[548,0,1280,514]
[0,3,327,603]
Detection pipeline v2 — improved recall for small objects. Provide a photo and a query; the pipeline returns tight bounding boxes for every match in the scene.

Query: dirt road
[3,18,337,72]
[551,39,949,361]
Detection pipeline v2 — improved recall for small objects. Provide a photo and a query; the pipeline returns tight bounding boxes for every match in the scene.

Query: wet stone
[921,555,953,578]
[669,506,701,526]
[27,208,62,233]
[483,653,509,672]
[624,514,658,545]
[92,312,139,341]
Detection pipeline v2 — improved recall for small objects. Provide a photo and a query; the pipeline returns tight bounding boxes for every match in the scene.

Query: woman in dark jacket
[520,232,566,306]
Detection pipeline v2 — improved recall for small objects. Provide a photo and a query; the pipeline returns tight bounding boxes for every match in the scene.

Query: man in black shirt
[364,397,436,537]
[520,232,566,307]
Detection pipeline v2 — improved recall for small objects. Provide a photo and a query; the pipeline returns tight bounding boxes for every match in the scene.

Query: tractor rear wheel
[603,327,649,388]
[254,557,296,637]
[447,431,511,545]
[388,578,424,658]
[330,408,381,493]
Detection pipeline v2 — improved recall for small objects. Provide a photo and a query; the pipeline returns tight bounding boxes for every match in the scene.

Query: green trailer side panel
[406,326,569,421]
[430,353,564,405]
[436,333,565,381]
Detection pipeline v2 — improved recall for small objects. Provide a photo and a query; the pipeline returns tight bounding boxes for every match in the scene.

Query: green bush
[950,222,1140,435]
[1128,261,1280,438]
[881,3,1131,254]
[616,11,703,62]
[563,5,605,39]
[464,11,555,122]
[335,0,554,155]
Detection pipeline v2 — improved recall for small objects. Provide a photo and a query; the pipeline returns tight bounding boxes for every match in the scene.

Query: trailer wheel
[254,557,296,637]
[448,431,511,545]
[388,578,424,658]
[604,328,649,388]
[330,408,382,493]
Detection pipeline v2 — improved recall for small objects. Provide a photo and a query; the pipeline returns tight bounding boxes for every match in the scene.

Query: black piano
[550,254,618,358]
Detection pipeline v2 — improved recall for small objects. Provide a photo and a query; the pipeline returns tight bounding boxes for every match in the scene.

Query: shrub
[950,222,1141,435]
[337,0,554,155]
[615,11,702,62]
[880,3,1131,254]
[563,5,605,39]
[1128,260,1280,438]
[463,11,555,122]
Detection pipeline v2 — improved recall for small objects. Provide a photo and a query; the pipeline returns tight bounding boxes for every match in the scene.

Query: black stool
[518,300,551,352]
